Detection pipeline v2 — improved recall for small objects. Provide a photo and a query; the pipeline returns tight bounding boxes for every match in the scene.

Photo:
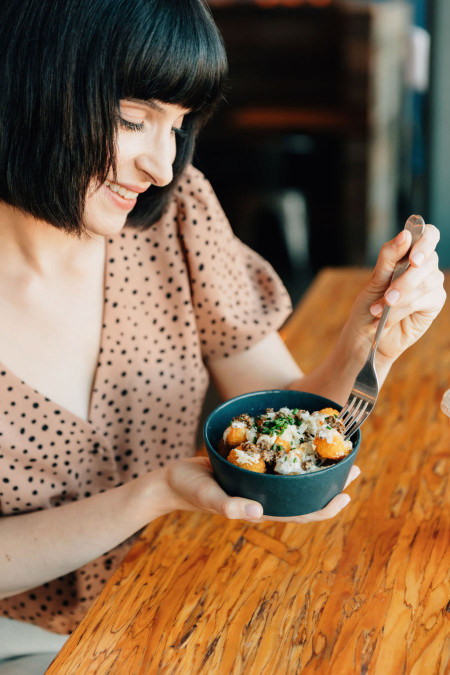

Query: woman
[0,0,445,671]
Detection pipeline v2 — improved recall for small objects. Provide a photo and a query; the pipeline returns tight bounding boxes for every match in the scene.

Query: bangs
[0,0,227,233]
[112,0,227,116]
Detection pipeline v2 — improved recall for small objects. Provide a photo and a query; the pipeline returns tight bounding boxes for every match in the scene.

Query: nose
[135,133,175,188]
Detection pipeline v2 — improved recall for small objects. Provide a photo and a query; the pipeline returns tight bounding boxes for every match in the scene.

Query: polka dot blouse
[0,165,292,634]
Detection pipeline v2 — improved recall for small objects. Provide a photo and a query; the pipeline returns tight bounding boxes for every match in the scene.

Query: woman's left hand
[165,457,361,523]
[346,224,446,370]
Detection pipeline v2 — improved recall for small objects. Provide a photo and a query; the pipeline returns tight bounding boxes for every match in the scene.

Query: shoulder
[173,165,223,218]
[176,164,212,200]
[121,166,229,250]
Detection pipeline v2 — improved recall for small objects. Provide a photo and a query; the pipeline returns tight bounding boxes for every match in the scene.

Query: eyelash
[118,117,188,139]
[119,117,145,132]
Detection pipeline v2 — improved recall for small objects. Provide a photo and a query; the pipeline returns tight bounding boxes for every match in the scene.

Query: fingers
[408,223,440,268]
[368,229,413,297]
[343,464,361,489]
[383,224,441,304]
[260,491,352,524]
[197,477,263,520]
[167,457,264,521]
[369,225,443,318]
[372,287,446,332]
[169,458,361,525]
[308,492,352,520]
[369,224,439,297]
[257,467,361,524]
[370,253,445,319]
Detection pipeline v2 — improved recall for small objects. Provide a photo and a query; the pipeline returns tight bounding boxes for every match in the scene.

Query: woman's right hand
[165,457,360,524]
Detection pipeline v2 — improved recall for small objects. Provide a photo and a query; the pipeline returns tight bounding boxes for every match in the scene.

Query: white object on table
[440,389,450,418]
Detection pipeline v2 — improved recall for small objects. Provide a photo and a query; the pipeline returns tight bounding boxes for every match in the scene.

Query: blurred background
[194,0,450,306]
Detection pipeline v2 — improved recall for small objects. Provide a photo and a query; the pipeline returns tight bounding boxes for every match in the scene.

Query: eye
[119,117,145,132]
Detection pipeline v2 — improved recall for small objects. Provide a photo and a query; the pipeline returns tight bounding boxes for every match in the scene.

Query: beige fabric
[0,166,292,633]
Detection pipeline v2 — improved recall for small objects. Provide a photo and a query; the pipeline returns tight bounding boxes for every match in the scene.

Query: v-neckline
[0,238,109,427]
[85,236,109,425]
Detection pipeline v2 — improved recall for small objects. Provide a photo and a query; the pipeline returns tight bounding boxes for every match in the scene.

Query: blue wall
[429,0,450,267]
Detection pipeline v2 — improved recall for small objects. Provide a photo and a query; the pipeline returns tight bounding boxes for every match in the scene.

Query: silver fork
[339,214,425,440]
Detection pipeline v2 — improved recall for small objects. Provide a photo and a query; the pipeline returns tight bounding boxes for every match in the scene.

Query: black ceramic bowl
[204,389,361,517]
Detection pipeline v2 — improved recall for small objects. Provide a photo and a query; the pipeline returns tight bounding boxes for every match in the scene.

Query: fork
[339,214,425,440]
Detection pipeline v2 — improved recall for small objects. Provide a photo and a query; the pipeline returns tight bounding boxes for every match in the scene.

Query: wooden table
[47,268,450,675]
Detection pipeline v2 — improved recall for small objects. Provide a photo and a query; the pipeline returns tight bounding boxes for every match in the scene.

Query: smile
[105,180,139,200]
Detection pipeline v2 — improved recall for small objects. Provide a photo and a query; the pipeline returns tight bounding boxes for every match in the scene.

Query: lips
[103,182,138,212]
[104,180,139,200]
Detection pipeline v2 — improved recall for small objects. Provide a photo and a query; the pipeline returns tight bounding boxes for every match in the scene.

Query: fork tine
[339,396,358,424]
[339,397,353,419]
[344,401,371,440]
[342,397,365,429]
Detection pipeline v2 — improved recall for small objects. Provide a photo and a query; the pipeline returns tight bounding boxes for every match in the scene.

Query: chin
[85,215,129,238]
[83,185,136,237]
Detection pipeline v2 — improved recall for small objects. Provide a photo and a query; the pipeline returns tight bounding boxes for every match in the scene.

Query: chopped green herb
[326,425,331,430]
[293,457,297,462]
[260,412,297,436]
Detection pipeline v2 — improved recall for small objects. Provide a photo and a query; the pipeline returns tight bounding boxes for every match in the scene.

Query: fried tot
[227,446,266,473]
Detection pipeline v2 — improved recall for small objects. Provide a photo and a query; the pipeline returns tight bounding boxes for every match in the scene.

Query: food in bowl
[204,389,361,517]
[220,406,352,475]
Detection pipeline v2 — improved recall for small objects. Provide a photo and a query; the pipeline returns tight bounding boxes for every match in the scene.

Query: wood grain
[47,269,450,675]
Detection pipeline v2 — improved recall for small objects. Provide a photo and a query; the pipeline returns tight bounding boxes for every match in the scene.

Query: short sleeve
[175,166,293,361]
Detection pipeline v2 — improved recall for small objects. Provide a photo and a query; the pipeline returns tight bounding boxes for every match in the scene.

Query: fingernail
[395,231,406,246]
[245,504,262,519]
[385,289,400,305]
[370,303,383,316]
[411,252,424,266]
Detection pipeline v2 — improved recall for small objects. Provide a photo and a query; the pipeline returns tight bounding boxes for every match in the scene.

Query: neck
[0,203,103,277]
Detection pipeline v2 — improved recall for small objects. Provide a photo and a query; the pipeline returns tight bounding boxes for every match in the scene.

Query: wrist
[373,352,392,386]
[129,467,183,524]
[288,345,354,405]
[288,324,376,405]
[336,319,394,390]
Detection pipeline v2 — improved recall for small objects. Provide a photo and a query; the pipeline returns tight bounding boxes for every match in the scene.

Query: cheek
[171,136,178,162]
[83,183,103,218]
[114,128,143,163]
[114,128,178,166]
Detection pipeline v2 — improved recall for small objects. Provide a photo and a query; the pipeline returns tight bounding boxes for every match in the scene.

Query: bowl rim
[203,388,361,480]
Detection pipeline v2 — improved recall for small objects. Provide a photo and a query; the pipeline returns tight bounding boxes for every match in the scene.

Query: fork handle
[368,214,425,364]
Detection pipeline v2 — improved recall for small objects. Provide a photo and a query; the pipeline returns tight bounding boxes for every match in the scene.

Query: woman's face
[83,99,188,237]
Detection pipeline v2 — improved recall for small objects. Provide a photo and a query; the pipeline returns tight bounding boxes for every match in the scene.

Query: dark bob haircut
[0,0,227,233]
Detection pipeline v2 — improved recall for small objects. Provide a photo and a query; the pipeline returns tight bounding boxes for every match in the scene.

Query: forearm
[208,330,392,406]
[288,323,392,405]
[0,467,176,599]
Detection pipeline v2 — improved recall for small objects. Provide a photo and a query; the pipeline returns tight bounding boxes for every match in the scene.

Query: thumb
[367,229,412,298]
